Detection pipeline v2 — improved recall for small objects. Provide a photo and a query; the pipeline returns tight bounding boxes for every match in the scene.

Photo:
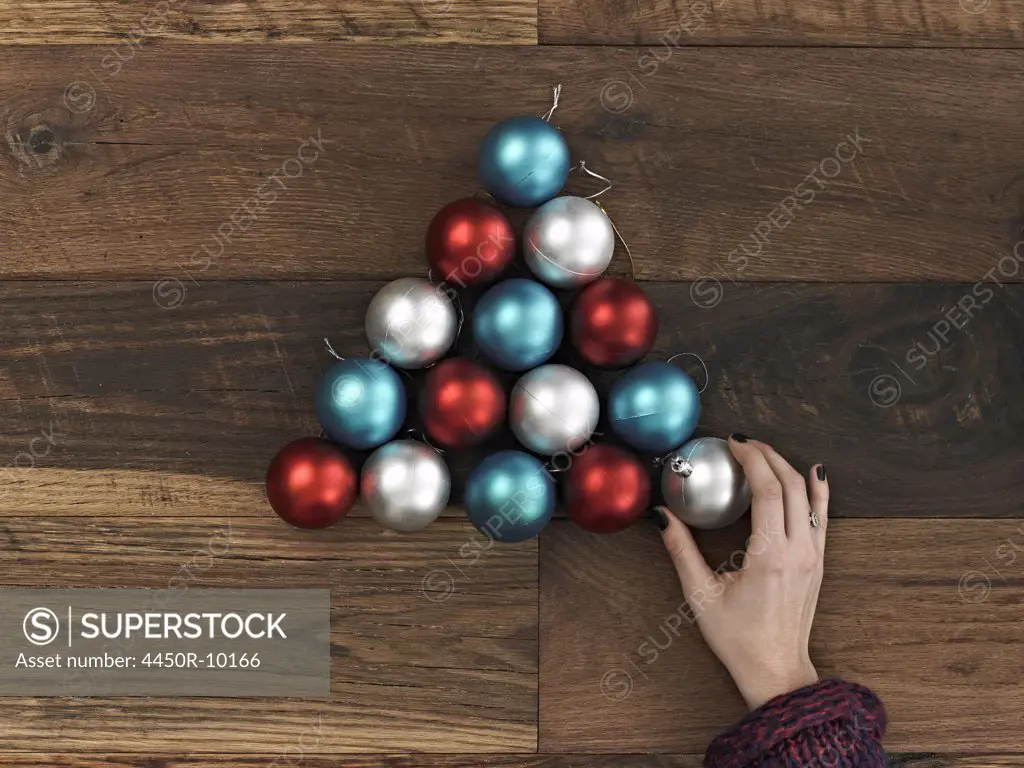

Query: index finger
[729,434,786,546]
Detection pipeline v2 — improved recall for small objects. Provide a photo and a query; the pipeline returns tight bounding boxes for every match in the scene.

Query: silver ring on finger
[810,511,821,528]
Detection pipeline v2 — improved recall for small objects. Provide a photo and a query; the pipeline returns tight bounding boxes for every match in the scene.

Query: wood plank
[2,46,1023,281]
[0,755,1021,767]
[0,1,537,44]
[0,517,536,753]
[539,0,1024,46]
[2,755,1023,767]
[0,757,699,768]
[538,519,1024,754]
[0,760,701,768]
[0,281,1020,518]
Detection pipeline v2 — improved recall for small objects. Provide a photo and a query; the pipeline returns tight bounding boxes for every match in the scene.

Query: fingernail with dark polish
[730,432,748,443]
[816,465,827,481]
[652,507,669,531]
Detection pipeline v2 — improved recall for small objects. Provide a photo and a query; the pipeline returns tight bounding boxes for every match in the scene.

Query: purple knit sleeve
[704,679,887,768]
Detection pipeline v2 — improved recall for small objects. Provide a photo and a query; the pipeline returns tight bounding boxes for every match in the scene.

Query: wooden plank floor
[4,47,1024,282]
[0,518,537,753]
[1,1,1022,766]
[0,1,538,44]
[0,281,1019,518]
[540,520,1024,754]
[539,0,1024,46]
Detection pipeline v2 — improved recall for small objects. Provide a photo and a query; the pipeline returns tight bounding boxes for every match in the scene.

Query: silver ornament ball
[661,437,752,530]
[365,277,457,369]
[361,440,451,532]
[509,364,600,456]
[524,196,615,289]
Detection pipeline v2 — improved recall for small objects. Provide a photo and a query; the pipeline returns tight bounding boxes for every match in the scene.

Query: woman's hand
[654,434,829,710]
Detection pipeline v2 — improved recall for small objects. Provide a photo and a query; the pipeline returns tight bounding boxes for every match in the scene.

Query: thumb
[653,506,716,601]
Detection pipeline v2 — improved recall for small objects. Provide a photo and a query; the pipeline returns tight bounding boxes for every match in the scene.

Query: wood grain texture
[0,1,537,44]
[0,754,1020,767]
[1,281,1021,518]
[538,519,1024,754]
[0,759,695,768]
[539,0,1024,46]
[1,25,1021,767]
[2,46,1023,281]
[0,517,537,753]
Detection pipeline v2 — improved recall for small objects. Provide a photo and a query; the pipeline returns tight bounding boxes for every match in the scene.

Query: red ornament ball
[420,358,507,449]
[266,437,358,529]
[565,444,651,533]
[571,278,658,367]
[426,198,515,286]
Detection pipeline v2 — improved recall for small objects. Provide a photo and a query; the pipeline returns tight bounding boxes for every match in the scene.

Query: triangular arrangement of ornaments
[266,89,752,541]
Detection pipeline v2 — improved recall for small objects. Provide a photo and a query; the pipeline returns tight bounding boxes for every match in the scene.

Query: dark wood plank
[540,0,1024,46]
[1,281,1020,518]
[538,519,1024,753]
[0,756,703,767]
[0,755,1022,767]
[0,1,537,44]
[0,517,536,753]
[2,46,1023,281]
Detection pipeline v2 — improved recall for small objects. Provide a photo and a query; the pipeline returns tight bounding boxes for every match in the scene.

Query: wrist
[737,659,819,710]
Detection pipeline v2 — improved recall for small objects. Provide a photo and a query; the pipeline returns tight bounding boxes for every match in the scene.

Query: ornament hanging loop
[576,160,613,200]
[574,160,636,281]
[605,215,636,280]
[406,426,445,455]
[449,289,466,345]
[542,84,562,122]
[324,338,344,361]
[667,352,710,394]
[472,188,498,205]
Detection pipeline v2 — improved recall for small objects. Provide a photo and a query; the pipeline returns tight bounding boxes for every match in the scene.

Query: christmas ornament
[509,364,599,455]
[361,440,451,532]
[473,278,564,371]
[465,450,555,543]
[565,444,650,534]
[266,437,358,529]
[478,116,570,207]
[609,361,700,453]
[426,198,515,286]
[524,196,614,288]
[571,277,658,367]
[316,358,406,450]
[419,358,506,448]
[365,277,457,369]
[661,437,751,530]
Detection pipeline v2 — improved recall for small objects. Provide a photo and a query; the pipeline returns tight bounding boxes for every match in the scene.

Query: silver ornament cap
[524,196,615,288]
[361,440,451,532]
[365,277,457,369]
[509,364,600,455]
[661,437,752,530]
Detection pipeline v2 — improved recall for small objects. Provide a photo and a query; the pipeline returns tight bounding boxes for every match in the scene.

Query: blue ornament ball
[473,278,564,372]
[465,450,556,543]
[478,116,571,207]
[609,362,701,454]
[315,358,406,450]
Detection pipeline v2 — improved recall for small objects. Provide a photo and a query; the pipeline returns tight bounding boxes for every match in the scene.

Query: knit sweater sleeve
[704,679,887,768]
